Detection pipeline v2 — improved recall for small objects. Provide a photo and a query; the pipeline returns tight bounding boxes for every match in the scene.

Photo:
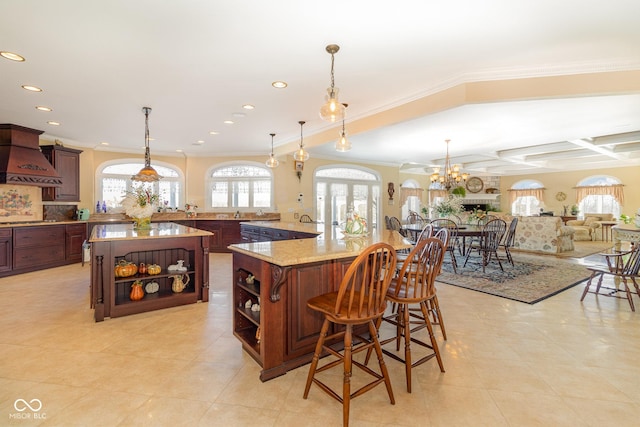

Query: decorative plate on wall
[466,177,484,193]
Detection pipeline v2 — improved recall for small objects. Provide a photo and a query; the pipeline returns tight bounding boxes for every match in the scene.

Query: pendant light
[265,133,279,168]
[335,103,351,152]
[319,44,346,122]
[131,107,162,182]
[293,121,309,162]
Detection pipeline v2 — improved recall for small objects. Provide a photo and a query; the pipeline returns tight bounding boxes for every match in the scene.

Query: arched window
[97,160,183,211]
[399,179,423,220]
[510,179,544,216]
[315,165,381,230]
[576,175,622,218]
[206,162,274,211]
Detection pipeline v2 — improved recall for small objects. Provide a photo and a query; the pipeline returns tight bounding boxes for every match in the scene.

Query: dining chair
[463,218,507,272]
[366,237,446,392]
[388,216,408,238]
[303,243,397,427]
[499,217,518,266]
[406,211,425,227]
[580,245,640,311]
[430,218,459,273]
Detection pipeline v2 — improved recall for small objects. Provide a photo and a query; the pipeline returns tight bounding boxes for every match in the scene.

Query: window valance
[507,188,545,205]
[400,187,424,205]
[575,184,624,205]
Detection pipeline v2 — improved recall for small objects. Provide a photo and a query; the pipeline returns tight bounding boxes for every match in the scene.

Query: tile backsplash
[43,204,78,221]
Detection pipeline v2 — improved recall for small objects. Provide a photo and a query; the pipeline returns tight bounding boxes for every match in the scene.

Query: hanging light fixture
[265,133,279,168]
[319,44,346,122]
[293,121,309,161]
[429,139,468,191]
[335,103,351,152]
[131,107,162,182]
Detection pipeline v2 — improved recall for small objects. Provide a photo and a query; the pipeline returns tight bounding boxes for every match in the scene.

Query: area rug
[438,253,591,304]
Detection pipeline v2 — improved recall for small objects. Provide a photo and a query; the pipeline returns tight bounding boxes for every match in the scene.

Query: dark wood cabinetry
[41,145,83,202]
[195,220,242,252]
[90,223,210,322]
[0,229,12,273]
[0,223,87,278]
[240,224,316,243]
[65,223,87,262]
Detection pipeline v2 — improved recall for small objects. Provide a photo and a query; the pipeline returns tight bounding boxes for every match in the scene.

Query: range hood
[0,124,62,187]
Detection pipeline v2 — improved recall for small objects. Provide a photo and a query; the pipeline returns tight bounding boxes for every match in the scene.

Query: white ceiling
[1,0,640,176]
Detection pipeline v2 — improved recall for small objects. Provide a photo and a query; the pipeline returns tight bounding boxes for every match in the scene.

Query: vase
[129,281,144,301]
[133,216,152,230]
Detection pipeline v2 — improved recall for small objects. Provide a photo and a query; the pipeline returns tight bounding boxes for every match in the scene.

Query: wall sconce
[294,160,304,181]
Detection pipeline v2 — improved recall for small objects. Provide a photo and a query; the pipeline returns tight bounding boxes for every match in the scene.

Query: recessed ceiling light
[22,85,42,92]
[0,51,25,62]
[100,142,110,146]
[209,131,220,135]
[272,81,287,88]
[242,104,255,110]
[223,120,234,124]
[232,112,246,118]
[176,149,183,153]
[47,121,60,126]
[196,140,204,144]
[35,106,52,112]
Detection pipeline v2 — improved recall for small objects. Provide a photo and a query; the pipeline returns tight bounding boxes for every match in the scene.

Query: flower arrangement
[185,202,198,218]
[432,195,464,217]
[470,207,486,224]
[121,185,160,219]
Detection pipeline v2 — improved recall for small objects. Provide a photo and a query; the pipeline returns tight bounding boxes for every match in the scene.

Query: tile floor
[1,253,639,426]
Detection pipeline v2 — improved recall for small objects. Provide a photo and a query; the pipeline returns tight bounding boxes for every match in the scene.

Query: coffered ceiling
[1,1,640,176]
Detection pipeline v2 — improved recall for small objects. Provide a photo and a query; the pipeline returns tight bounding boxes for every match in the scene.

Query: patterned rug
[437,252,591,304]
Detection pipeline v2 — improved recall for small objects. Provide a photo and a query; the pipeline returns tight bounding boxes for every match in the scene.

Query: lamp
[265,133,279,168]
[319,44,346,122]
[293,121,309,162]
[131,107,162,182]
[429,139,468,191]
[335,103,351,152]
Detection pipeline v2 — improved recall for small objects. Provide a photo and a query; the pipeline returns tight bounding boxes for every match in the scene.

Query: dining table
[403,223,483,254]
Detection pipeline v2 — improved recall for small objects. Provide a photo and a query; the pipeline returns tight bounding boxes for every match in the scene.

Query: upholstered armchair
[566,213,614,241]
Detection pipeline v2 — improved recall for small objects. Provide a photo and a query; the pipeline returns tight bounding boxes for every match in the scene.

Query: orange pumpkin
[129,280,144,301]
[114,260,138,278]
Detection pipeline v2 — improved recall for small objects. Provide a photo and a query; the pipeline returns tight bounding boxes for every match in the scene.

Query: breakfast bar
[89,222,212,322]
[228,223,411,381]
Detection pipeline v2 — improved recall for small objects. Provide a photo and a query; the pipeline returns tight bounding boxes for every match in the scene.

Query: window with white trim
[97,161,183,211]
[577,175,622,218]
[314,166,381,229]
[206,162,274,210]
[510,179,543,216]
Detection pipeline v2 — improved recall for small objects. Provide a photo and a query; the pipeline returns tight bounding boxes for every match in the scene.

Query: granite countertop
[0,220,87,228]
[229,224,411,267]
[88,212,280,222]
[240,220,322,235]
[89,222,213,242]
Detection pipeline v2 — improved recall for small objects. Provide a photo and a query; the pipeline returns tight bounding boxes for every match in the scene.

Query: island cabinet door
[285,259,351,359]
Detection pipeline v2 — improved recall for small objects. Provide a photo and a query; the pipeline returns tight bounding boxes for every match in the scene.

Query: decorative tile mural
[0,185,43,221]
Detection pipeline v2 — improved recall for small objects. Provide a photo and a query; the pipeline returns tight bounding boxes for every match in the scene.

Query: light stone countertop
[229,223,411,267]
[89,222,212,242]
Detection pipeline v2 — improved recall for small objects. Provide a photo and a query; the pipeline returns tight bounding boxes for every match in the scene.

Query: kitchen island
[228,223,411,381]
[89,222,212,322]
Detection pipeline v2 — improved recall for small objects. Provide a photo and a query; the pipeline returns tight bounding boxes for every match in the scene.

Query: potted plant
[432,195,464,218]
[570,204,579,216]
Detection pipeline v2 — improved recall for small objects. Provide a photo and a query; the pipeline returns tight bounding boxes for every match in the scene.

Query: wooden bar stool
[368,237,446,392]
[303,242,397,427]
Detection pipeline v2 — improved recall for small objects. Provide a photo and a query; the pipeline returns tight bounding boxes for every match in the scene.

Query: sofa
[566,213,615,241]
[456,213,575,254]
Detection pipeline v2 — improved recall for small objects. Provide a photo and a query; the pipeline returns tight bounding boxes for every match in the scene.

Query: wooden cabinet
[0,229,12,273]
[240,224,316,243]
[65,223,87,262]
[195,220,242,252]
[13,225,66,270]
[41,145,83,202]
[90,228,210,321]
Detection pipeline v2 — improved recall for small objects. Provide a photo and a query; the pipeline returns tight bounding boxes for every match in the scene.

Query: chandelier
[319,44,346,122]
[131,107,162,182]
[429,139,468,191]
[265,133,279,168]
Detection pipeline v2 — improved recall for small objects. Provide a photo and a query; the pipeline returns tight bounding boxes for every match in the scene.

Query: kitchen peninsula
[228,222,411,381]
[89,222,212,322]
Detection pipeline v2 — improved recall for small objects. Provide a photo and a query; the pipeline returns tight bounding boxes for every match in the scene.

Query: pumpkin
[146,264,162,275]
[114,260,138,278]
[129,280,144,301]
